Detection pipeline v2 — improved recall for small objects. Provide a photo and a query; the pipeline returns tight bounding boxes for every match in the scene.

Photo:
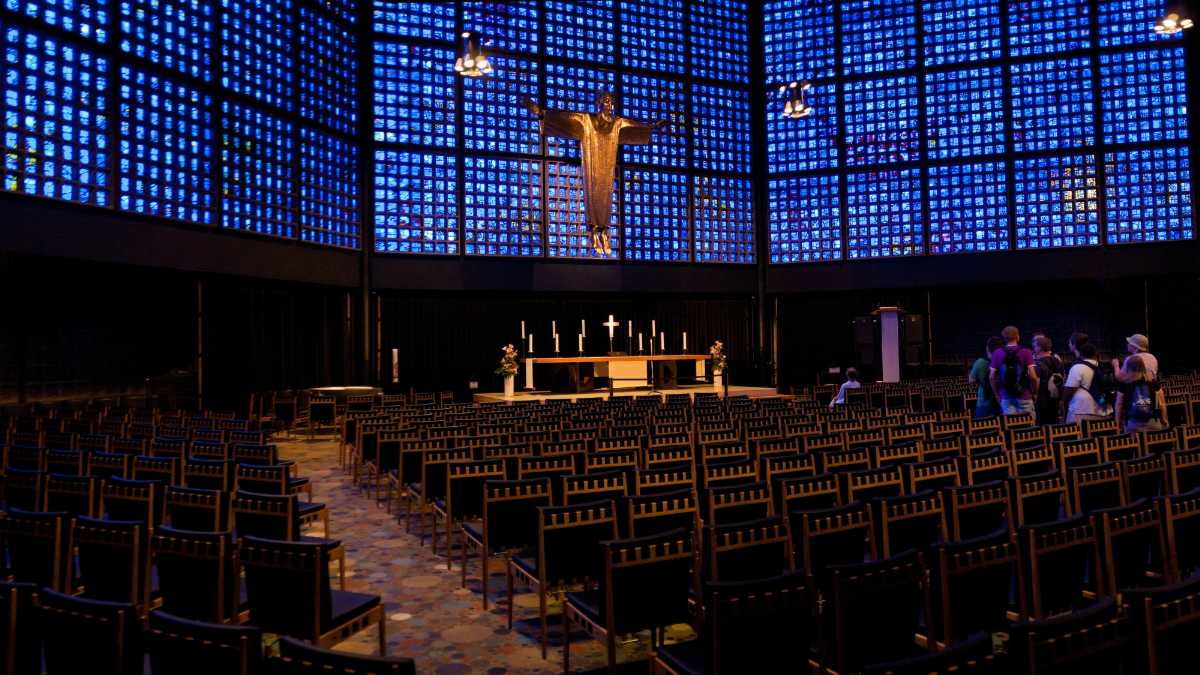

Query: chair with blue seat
[1095,499,1166,597]
[0,508,71,592]
[791,501,876,594]
[1016,514,1102,619]
[0,581,41,675]
[165,485,230,532]
[460,478,553,610]
[1,468,44,512]
[1007,597,1130,675]
[239,536,386,654]
[562,528,693,673]
[101,476,162,528]
[44,473,99,518]
[231,490,329,542]
[74,516,151,611]
[152,526,241,624]
[144,609,265,675]
[36,589,141,675]
[935,528,1019,646]
[270,636,416,675]
[650,573,816,675]
[506,500,618,659]
[1123,576,1200,675]
[704,515,793,583]
[184,458,236,492]
[430,458,505,562]
[863,631,998,675]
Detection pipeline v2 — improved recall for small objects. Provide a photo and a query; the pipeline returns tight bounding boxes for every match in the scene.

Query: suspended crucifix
[521,91,670,255]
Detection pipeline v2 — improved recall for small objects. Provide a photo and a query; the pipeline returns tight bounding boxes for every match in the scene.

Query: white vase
[504,375,515,399]
[713,371,723,392]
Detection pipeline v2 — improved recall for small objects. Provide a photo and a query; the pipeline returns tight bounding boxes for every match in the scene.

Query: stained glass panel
[928,161,1009,254]
[1105,147,1192,244]
[1014,153,1099,250]
[300,127,359,249]
[694,175,754,263]
[374,150,457,254]
[464,156,543,257]
[622,168,688,262]
[221,101,294,238]
[846,168,922,259]
[768,174,841,263]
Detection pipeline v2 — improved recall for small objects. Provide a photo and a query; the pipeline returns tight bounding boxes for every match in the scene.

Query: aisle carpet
[280,437,697,674]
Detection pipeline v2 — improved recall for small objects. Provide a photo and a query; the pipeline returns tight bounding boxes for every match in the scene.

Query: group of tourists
[969,327,1167,434]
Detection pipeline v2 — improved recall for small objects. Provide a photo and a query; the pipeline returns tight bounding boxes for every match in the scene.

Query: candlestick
[578,333,583,353]
[638,333,643,353]
[627,320,633,339]
[683,332,687,352]
[520,321,526,339]
[581,319,586,338]
[528,333,533,353]
[554,333,560,353]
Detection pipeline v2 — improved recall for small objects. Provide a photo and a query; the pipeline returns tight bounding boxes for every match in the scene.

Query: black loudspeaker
[904,314,925,344]
[854,316,875,345]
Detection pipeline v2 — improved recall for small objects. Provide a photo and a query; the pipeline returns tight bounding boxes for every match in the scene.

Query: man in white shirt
[829,368,862,410]
[1063,343,1111,423]
[1113,334,1158,383]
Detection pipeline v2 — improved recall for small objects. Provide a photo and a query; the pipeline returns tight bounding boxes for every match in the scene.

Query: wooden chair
[635,464,695,496]
[43,473,98,518]
[1166,448,1200,495]
[236,463,312,501]
[624,488,699,539]
[1069,462,1125,515]
[562,528,693,674]
[945,481,1010,542]
[863,631,998,674]
[960,449,1010,486]
[0,508,71,591]
[1016,514,1102,618]
[1095,499,1166,598]
[561,470,627,507]
[1143,428,1180,456]
[1159,488,1200,582]
[232,491,330,544]
[132,455,180,487]
[184,458,236,492]
[506,500,618,658]
[818,446,871,474]
[1083,417,1120,439]
[45,448,85,475]
[1124,454,1167,502]
[152,526,241,624]
[876,491,946,558]
[430,459,505,561]
[905,457,959,494]
[707,480,771,526]
[272,636,416,675]
[838,465,904,503]
[165,485,230,531]
[144,610,264,675]
[239,536,385,654]
[792,501,875,593]
[1101,433,1142,462]
[872,441,923,469]
[651,573,815,675]
[705,515,792,583]
[1057,438,1102,475]
[1123,577,1200,675]
[1007,597,1129,674]
[0,581,40,675]
[1009,472,1067,528]
[102,477,162,528]
[778,473,841,514]
[1010,445,1057,477]
[935,529,1018,645]
[2,468,45,512]
[74,517,151,611]
[460,478,552,610]
[921,435,963,463]
[36,589,141,675]
[514,455,575,506]
[826,551,932,674]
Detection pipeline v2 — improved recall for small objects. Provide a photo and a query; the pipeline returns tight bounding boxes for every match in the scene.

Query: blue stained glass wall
[3,24,110,206]
[692,83,750,173]
[7,0,109,42]
[373,42,456,146]
[300,127,359,249]
[623,168,689,262]
[464,156,542,257]
[464,2,537,55]
[621,73,685,168]
[694,175,753,263]
[299,5,357,135]
[543,63,614,160]
[765,0,1193,264]
[462,54,539,155]
[768,174,841,263]
[690,0,748,83]
[372,0,453,41]
[544,0,613,64]
[119,0,212,81]
[118,65,211,222]
[221,101,294,238]
[374,150,457,254]
[221,0,293,111]
[622,0,684,74]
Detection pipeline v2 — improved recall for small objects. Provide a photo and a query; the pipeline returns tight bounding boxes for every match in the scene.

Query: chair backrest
[906,457,960,494]
[516,455,575,502]
[185,458,236,492]
[706,515,792,583]
[794,501,875,590]
[45,448,85,476]
[937,529,1018,645]
[480,478,553,552]
[1100,433,1141,463]
[36,589,141,675]
[838,465,905,503]
[1143,428,1180,456]
[703,573,815,675]
[818,447,871,474]
[1123,454,1166,503]
[1058,438,1102,475]
[0,508,71,591]
[635,464,695,496]
[1009,471,1066,527]
[239,536,332,640]
[1094,499,1165,598]
[1008,597,1129,675]
[165,485,230,532]
[561,469,627,507]
[778,472,841,514]
[877,491,946,558]
[1167,448,1200,495]
[5,446,45,472]
[445,459,506,519]
[1010,445,1057,477]
[1017,514,1101,619]
[152,526,238,624]
[961,449,1010,485]
[624,488,699,539]
[0,581,40,675]
[829,550,930,674]
[102,476,161,527]
[146,609,264,675]
[132,455,179,486]
[1070,458,1124,519]
[74,516,150,609]
[596,528,693,635]
[236,463,290,496]
[1083,417,1120,440]
[536,500,618,588]
[43,474,98,521]
[190,439,230,461]
[232,490,300,540]
[2,467,45,512]
[1122,577,1200,675]
[945,481,1010,542]
[1158,487,1200,582]
[863,631,998,675]
[273,636,416,675]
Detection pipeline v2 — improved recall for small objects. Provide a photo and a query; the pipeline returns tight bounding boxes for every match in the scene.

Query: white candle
[660,332,665,351]
[520,321,526,339]
[528,333,533,353]
[683,332,688,351]
[578,334,583,352]
[651,320,656,336]
[555,334,560,353]
[552,320,557,337]
[628,320,633,338]
[638,333,643,351]
[581,319,586,338]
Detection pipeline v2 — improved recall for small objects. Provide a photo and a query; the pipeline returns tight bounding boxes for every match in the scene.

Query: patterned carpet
[280,437,696,674]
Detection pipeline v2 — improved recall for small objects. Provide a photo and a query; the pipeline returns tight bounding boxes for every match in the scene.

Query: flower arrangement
[495,344,519,377]
[709,340,727,373]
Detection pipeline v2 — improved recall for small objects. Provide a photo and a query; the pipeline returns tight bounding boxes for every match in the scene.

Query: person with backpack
[970,337,1004,418]
[1115,355,1168,434]
[1031,334,1064,425]
[1112,333,1160,383]
[989,326,1039,416]
[1062,343,1113,423]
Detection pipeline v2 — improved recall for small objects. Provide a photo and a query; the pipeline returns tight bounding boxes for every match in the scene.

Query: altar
[523,354,708,393]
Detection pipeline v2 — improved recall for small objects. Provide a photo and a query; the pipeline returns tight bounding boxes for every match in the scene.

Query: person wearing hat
[1112,333,1158,383]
